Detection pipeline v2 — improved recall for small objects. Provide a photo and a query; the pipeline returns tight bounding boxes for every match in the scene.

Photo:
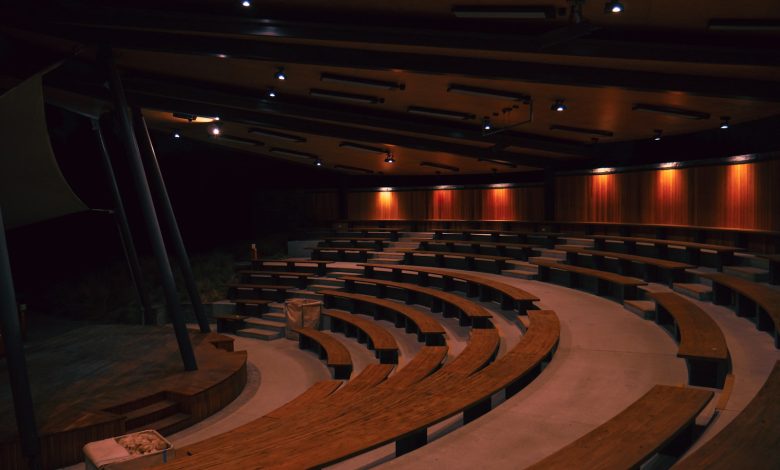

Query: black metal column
[92,119,155,325]
[102,48,197,371]
[132,109,210,333]
[0,208,41,470]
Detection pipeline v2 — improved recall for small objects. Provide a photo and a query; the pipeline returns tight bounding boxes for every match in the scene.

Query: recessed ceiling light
[482,117,492,131]
[551,99,567,112]
[241,0,251,7]
[209,124,221,136]
[275,67,286,81]
[604,1,624,13]
[267,88,277,98]
[172,130,181,139]
[720,116,730,129]
[384,152,395,164]
[653,129,663,141]
[314,158,324,167]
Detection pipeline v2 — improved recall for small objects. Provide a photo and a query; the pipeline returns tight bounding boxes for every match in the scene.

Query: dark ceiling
[1,0,780,176]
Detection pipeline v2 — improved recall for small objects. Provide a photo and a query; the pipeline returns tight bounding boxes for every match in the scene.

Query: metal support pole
[92,119,155,325]
[132,109,210,333]
[102,47,197,371]
[0,208,42,470]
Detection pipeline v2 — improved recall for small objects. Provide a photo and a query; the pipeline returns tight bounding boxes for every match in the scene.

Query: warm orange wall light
[589,174,617,221]
[725,163,756,229]
[653,168,686,224]
[432,189,454,219]
[483,188,513,220]
[375,190,397,219]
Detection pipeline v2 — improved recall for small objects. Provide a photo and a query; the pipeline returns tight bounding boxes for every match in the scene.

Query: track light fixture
[172,130,181,139]
[267,88,277,98]
[551,99,567,112]
[653,129,663,141]
[384,152,395,164]
[275,67,286,80]
[482,117,492,132]
[241,0,251,7]
[209,123,221,136]
[314,158,324,167]
[605,1,624,13]
[720,116,730,129]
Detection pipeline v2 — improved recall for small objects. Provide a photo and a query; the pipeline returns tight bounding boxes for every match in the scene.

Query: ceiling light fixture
[447,84,530,101]
[249,128,306,143]
[267,88,277,98]
[720,116,730,129]
[384,152,395,164]
[659,162,679,169]
[241,0,251,7]
[549,124,613,137]
[632,104,710,120]
[209,123,221,136]
[408,106,475,120]
[310,89,384,104]
[420,161,459,172]
[451,5,556,19]
[653,129,663,141]
[551,99,567,112]
[314,158,324,167]
[320,73,404,90]
[172,130,181,139]
[339,142,387,154]
[482,117,492,132]
[604,1,624,13]
[275,67,286,80]
[593,167,616,174]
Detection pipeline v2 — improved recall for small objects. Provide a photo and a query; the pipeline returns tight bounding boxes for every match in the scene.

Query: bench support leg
[464,398,492,424]
[396,429,427,456]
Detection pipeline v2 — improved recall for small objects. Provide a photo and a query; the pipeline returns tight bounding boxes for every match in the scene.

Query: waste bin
[84,430,174,469]
[285,298,322,339]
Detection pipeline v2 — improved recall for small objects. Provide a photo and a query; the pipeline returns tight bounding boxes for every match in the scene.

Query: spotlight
[653,129,663,141]
[267,88,277,98]
[384,152,395,164]
[720,116,730,129]
[314,158,324,167]
[605,1,624,13]
[241,0,251,7]
[551,99,567,112]
[482,117,492,131]
[275,67,286,80]
[209,123,221,136]
[172,130,181,139]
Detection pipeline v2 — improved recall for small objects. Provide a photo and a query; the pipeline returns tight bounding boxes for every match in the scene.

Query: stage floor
[0,323,247,469]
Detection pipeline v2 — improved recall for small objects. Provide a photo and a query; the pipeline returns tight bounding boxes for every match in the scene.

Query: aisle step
[673,283,713,301]
[624,300,656,320]
[129,412,192,436]
[236,327,284,341]
[723,265,769,282]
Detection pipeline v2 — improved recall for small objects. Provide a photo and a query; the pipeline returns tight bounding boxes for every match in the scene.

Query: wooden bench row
[590,235,741,270]
[293,327,354,380]
[322,309,399,364]
[399,249,513,273]
[558,245,694,286]
[359,263,539,314]
[236,270,315,289]
[308,246,376,261]
[250,258,333,276]
[416,239,536,259]
[432,229,564,248]
[531,259,647,302]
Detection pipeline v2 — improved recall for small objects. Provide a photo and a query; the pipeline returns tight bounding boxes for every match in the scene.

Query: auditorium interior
[2,1,780,469]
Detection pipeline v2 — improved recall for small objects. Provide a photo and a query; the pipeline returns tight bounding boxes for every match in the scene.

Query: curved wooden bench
[559,246,694,286]
[319,289,446,346]
[250,258,333,276]
[649,292,730,388]
[399,250,512,273]
[432,229,563,247]
[674,360,780,470]
[226,283,293,302]
[359,263,539,314]
[699,272,780,348]
[231,298,272,314]
[531,259,646,302]
[308,246,376,261]
[264,380,343,419]
[236,270,315,289]
[333,363,395,395]
[418,240,535,260]
[158,310,560,469]
[323,309,400,363]
[348,227,403,241]
[756,253,780,285]
[590,235,741,270]
[434,327,499,377]
[320,237,390,250]
[527,385,713,470]
[338,275,493,328]
[382,345,448,390]
[292,327,353,380]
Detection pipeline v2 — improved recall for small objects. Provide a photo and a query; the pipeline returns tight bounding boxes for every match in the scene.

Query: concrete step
[209,300,237,316]
[264,312,286,322]
[673,283,713,301]
[685,268,715,285]
[533,248,566,261]
[245,317,285,330]
[637,284,672,300]
[389,241,419,247]
[130,412,191,436]
[502,269,537,280]
[559,237,594,247]
[310,276,345,287]
[236,327,284,341]
[723,265,769,282]
[268,302,285,312]
[624,300,656,320]
[124,399,179,430]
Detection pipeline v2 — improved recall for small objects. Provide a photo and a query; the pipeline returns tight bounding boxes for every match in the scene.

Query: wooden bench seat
[434,327,499,377]
[382,345,448,390]
[649,292,730,388]
[292,327,354,380]
[264,380,343,419]
[250,258,333,276]
[359,263,539,314]
[236,270,315,288]
[347,227,403,241]
[531,259,646,302]
[319,289,447,345]
[432,229,564,247]
[399,249,513,273]
[526,385,713,469]
[320,237,390,250]
[756,253,780,285]
[558,246,694,286]
[226,283,293,302]
[674,360,780,470]
[590,235,741,270]
[418,240,535,259]
[698,272,780,348]
[308,246,376,261]
[334,363,395,395]
[323,309,400,363]
[338,275,493,328]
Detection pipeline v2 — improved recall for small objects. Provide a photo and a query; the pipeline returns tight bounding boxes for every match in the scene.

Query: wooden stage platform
[0,325,247,469]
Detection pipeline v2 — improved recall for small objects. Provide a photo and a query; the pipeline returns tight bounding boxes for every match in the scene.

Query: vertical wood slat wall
[555,160,780,231]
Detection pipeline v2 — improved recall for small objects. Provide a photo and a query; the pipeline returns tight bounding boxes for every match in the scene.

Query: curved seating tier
[292,327,353,380]
[236,270,314,288]
[698,272,780,348]
[589,235,741,270]
[250,258,332,276]
[337,275,493,328]
[756,253,779,285]
[382,345,448,390]
[527,385,713,470]
[155,310,561,470]
[398,250,512,273]
[358,263,539,314]
[226,283,293,302]
[417,240,535,260]
[649,292,730,388]
[531,259,646,302]
[308,246,375,262]
[322,309,400,363]
[674,361,780,470]
[558,246,694,286]
[432,229,563,248]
